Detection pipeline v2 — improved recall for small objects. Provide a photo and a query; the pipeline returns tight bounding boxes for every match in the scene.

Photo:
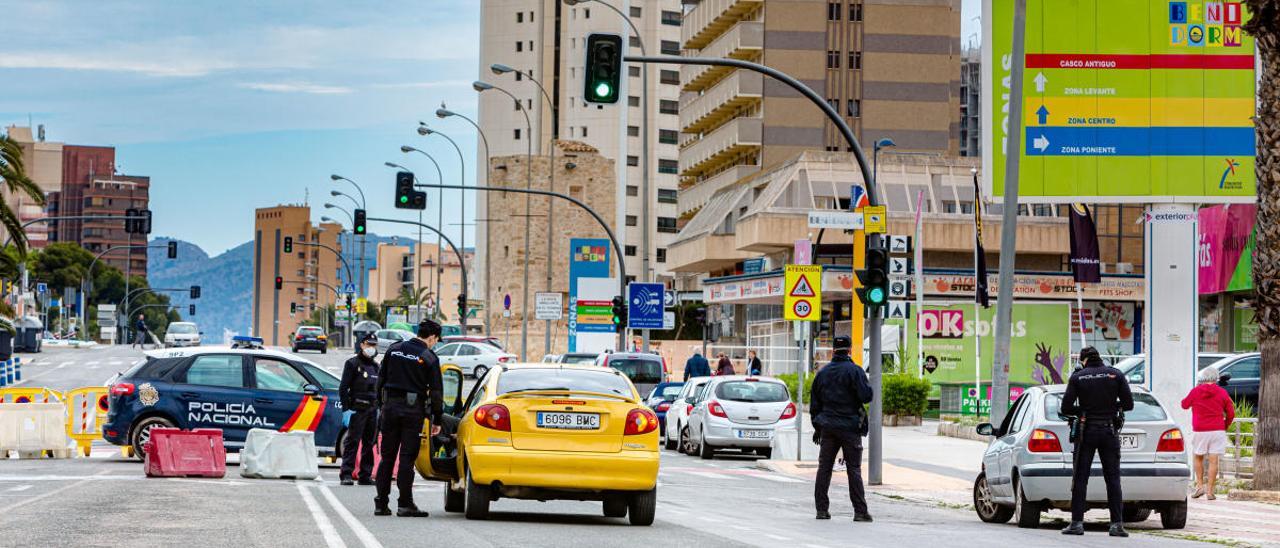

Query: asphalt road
[1,345,1213,547]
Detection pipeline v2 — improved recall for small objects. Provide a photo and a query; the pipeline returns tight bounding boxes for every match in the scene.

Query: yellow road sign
[863,205,887,234]
[784,265,822,322]
[355,298,368,314]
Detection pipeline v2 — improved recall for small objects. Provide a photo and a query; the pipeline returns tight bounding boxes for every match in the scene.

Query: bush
[883,374,930,417]
[776,373,813,404]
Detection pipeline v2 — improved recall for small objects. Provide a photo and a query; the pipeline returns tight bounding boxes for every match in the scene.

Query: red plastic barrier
[144,428,227,478]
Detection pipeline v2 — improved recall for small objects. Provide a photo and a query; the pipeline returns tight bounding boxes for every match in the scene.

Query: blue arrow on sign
[1035,105,1049,125]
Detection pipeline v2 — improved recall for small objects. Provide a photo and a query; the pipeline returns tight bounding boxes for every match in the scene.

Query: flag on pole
[1068,203,1102,283]
[973,172,990,308]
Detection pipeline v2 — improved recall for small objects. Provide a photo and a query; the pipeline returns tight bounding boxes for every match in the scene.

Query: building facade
[959,47,981,157]
[365,241,475,325]
[51,174,151,277]
[4,125,64,250]
[251,205,342,347]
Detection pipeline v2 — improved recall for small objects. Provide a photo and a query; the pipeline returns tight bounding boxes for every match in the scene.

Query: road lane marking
[766,534,791,541]
[5,485,31,492]
[684,471,740,481]
[747,472,804,483]
[0,471,108,515]
[315,484,384,548]
[297,483,345,548]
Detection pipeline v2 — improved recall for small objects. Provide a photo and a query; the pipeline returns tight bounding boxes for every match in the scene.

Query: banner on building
[568,238,613,352]
[906,303,1071,387]
[1068,204,1102,283]
[1198,203,1255,294]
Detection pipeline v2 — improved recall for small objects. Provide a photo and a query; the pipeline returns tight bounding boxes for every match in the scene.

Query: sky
[1,0,981,256]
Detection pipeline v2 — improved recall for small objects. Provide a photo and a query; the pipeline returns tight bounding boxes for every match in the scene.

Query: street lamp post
[416,126,469,326]
[398,148,446,320]
[435,109,493,337]
[330,175,367,300]
[474,80,535,361]
[491,63,558,355]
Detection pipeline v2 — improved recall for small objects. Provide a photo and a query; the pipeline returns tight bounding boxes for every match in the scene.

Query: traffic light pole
[625,54,884,478]
[408,183,629,352]
[366,216,469,332]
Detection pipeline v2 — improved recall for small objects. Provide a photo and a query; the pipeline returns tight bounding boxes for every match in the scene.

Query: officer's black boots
[853,513,873,522]
[374,505,392,516]
[397,505,429,517]
[357,478,374,486]
[815,511,831,520]
[340,476,354,486]
[1061,521,1085,535]
[1109,523,1129,537]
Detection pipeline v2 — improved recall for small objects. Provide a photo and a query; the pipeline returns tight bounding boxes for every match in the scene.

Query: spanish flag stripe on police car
[280,395,328,432]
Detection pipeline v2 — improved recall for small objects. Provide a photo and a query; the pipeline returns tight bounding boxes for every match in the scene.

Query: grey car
[374,328,416,353]
[972,385,1190,530]
[684,375,794,460]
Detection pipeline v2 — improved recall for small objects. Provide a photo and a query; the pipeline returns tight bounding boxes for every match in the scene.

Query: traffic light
[275,276,283,290]
[283,236,293,253]
[457,293,467,318]
[694,307,707,325]
[611,295,627,331]
[125,208,139,233]
[167,241,177,259]
[394,171,427,210]
[188,304,196,316]
[583,33,623,104]
[139,209,153,234]
[353,208,367,235]
[290,302,297,314]
[855,238,889,307]
[189,285,201,299]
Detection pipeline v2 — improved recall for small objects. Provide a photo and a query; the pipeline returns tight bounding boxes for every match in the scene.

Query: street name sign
[807,211,864,230]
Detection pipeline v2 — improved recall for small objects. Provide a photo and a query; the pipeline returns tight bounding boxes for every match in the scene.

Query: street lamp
[416,124,469,325]
[473,79,535,361]
[329,190,360,210]
[491,62,559,356]
[400,146,447,321]
[323,203,353,225]
[872,138,896,195]
[437,107,494,337]
[330,174,368,298]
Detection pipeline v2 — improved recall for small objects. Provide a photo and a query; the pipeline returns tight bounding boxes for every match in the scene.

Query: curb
[937,422,991,443]
[1227,489,1280,504]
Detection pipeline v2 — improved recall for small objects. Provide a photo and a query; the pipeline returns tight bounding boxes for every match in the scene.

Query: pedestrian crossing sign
[784,264,822,322]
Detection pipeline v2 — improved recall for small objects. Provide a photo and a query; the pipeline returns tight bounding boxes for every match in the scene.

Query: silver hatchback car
[684,376,795,460]
[972,385,1190,530]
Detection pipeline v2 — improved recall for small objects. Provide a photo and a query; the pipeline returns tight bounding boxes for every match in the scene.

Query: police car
[103,339,346,459]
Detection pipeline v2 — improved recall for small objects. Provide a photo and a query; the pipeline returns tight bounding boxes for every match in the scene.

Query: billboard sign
[568,239,613,351]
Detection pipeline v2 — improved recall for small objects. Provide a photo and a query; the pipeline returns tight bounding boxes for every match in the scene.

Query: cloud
[237,82,354,95]
[368,80,473,90]
[0,51,238,77]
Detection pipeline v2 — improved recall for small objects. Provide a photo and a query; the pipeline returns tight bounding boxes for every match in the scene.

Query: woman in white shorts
[1180,365,1235,500]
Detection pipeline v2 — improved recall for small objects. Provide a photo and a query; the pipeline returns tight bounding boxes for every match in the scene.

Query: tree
[0,135,46,256]
[1244,1,1280,491]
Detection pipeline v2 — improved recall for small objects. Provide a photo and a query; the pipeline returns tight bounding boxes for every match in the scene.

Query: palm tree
[0,135,45,256]
[1244,2,1280,491]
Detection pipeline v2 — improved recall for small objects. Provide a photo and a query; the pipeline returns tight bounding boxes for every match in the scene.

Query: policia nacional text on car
[373,320,445,517]
[1059,346,1135,537]
[338,333,381,486]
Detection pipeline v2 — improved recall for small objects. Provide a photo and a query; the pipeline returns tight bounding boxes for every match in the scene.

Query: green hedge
[776,373,813,404]
[883,374,931,417]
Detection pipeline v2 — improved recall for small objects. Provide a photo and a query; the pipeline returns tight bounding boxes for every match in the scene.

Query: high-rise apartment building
[677,0,961,216]
[365,241,474,324]
[959,47,981,157]
[476,0,684,299]
[252,205,342,347]
[4,125,64,250]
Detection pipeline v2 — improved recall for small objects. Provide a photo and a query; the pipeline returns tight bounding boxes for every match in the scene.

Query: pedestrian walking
[1060,346,1134,537]
[1181,364,1235,500]
[747,350,763,376]
[339,333,381,486]
[132,314,149,349]
[373,320,444,517]
[716,353,735,376]
[810,336,873,522]
[683,349,711,380]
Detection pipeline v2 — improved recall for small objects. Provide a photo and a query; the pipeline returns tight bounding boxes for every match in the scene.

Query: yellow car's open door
[416,364,463,481]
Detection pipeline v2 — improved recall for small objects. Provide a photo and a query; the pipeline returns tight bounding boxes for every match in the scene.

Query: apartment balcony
[680,70,763,134]
[682,0,764,50]
[679,116,762,178]
[667,234,753,273]
[677,164,759,215]
[681,21,763,92]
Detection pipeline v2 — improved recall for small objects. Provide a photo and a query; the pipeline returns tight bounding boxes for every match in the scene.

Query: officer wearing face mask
[338,332,381,486]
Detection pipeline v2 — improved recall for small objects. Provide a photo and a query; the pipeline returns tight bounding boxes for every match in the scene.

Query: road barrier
[240,428,319,479]
[65,387,110,457]
[0,402,72,458]
[12,358,20,383]
[0,387,63,404]
[144,428,226,478]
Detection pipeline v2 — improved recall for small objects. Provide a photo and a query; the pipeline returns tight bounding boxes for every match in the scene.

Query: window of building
[661,40,680,55]
[626,215,638,227]
[658,129,678,144]
[850,3,863,21]
[630,5,642,17]
[828,2,843,20]
[529,10,534,22]
[628,96,641,107]
[626,185,639,197]
[630,36,641,49]
[516,41,523,52]
[849,51,862,70]
[1033,204,1054,216]
[657,217,678,233]
[517,11,523,23]
[627,155,639,166]
[568,185,584,200]
[628,125,640,137]
[656,248,667,263]
[581,126,588,137]
[826,50,840,69]
[658,159,679,175]
[657,188,678,203]
[584,7,590,18]
[659,99,678,115]
[513,99,521,111]
[625,245,637,256]
[515,71,523,81]
[659,70,679,85]
[514,128,522,140]
[847,99,861,117]
[661,10,681,26]
[629,65,641,77]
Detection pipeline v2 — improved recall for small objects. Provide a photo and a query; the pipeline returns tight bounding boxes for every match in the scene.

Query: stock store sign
[923,273,1143,301]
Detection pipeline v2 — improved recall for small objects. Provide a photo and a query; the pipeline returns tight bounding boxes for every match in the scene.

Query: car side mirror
[975,423,995,436]
[1218,373,1232,387]
[303,384,321,398]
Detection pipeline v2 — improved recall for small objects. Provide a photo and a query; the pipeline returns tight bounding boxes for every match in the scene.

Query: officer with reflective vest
[338,332,380,486]
[373,320,444,517]
[1060,346,1134,537]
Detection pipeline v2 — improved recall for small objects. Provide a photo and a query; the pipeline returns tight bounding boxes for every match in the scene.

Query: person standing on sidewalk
[1181,364,1235,500]
[339,333,381,486]
[715,353,735,376]
[132,314,149,349]
[809,336,873,522]
[684,349,710,380]
[1060,346,1133,537]
[373,320,444,517]
[747,350,763,376]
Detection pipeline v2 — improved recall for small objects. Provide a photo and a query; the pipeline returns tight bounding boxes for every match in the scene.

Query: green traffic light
[867,287,886,304]
[399,195,408,204]
[595,82,611,98]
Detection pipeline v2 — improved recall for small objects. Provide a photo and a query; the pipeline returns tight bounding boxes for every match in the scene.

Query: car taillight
[1157,428,1184,452]
[110,383,135,396]
[686,403,694,414]
[625,408,659,435]
[498,356,512,363]
[318,335,327,340]
[474,404,511,432]
[295,335,304,341]
[708,400,728,418]
[779,402,797,420]
[1027,429,1062,453]
[656,402,671,412]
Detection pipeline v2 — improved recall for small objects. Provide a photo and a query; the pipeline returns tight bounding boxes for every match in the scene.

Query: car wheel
[130,416,176,461]
[321,348,327,354]
[1160,500,1187,529]
[973,473,1014,524]
[443,481,465,513]
[603,496,628,518]
[663,430,677,451]
[628,488,657,526]
[698,433,715,460]
[463,462,490,520]
[679,426,692,455]
[473,365,489,379]
[291,347,297,353]
[1013,476,1042,529]
[1123,507,1152,523]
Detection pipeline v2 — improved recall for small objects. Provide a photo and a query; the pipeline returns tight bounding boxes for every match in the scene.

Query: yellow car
[416,363,661,525]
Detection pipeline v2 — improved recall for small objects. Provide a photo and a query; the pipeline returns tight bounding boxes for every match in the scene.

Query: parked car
[643,382,685,440]
[1210,352,1261,406]
[549,352,600,365]
[374,328,416,353]
[971,385,1190,530]
[291,326,328,353]
[664,377,712,451]
[163,322,202,348]
[683,375,795,460]
[434,341,516,378]
[595,352,666,401]
[442,335,504,350]
[1114,352,1232,385]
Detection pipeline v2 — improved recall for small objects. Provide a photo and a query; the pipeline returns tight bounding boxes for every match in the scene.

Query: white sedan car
[684,375,795,460]
[434,341,516,378]
[664,377,712,451]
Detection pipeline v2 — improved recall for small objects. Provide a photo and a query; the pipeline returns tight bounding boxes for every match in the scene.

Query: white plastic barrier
[240,428,319,480]
[0,403,71,458]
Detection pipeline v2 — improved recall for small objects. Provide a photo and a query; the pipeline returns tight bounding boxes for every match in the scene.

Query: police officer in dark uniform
[338,333,381,486]
[373,320,444,517]
[809,336,874,522]
[1060,346,1134,537]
